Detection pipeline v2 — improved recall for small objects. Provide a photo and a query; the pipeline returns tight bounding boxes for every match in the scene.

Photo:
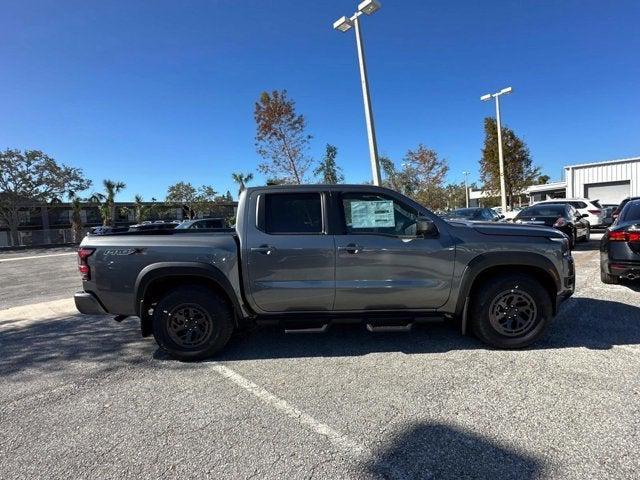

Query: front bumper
[556,254,575,312]
[74,291,107,315]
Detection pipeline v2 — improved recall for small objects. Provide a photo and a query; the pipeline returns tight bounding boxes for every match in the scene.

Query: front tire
[152,286,234,361]
[470,274,553,349]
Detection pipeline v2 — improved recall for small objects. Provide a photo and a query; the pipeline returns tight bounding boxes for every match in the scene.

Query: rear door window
[263,193,323,234]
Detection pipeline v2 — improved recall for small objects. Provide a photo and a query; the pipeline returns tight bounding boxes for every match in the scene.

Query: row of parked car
[443,196,640,285]
[89,218,227,235]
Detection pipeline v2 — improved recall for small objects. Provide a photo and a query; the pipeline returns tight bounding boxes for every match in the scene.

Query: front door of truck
[245,191,335,313]
[333,191,455,311]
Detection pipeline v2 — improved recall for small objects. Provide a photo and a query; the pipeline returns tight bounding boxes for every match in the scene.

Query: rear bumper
[74,291,108,315]
[606,261,640,279]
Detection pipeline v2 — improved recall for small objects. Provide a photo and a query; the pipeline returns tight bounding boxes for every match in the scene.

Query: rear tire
[580,225,590,242]
[152,286,234,361]
[470,274,553,349]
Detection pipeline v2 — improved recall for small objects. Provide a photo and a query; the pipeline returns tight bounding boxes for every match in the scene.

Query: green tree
[231,172,254,196]
[480,117,540,208]
[89,179,126,226]
[0,149,91,245]
[537,174,550,184]
[254,90,312,184]
[69,193,84,243]
[314,144,343,184]
[166,181,218,219]
[443,183,467,210]
[131,195,150,223]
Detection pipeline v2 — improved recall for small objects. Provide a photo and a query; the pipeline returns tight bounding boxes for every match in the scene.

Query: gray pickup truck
[75,185,575,360]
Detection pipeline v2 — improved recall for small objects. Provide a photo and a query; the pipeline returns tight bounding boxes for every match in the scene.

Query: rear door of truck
[242,189,335,313]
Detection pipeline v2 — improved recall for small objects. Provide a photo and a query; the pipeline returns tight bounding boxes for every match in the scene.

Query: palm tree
[68,193,84,242]
[90,179,126,226]
[231,172,254,197]
[133,194,148,223]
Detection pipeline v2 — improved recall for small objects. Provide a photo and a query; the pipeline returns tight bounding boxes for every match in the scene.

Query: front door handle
[251,245,276,255]
[338,243,362,254]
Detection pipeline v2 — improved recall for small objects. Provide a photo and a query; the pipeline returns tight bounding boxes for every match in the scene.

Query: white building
[525,156,640,205]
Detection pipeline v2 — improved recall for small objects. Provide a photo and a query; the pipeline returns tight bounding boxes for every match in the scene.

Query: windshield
[448,208,482,220]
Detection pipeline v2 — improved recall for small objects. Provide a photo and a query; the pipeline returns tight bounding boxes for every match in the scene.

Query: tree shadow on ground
[1,296,639,376]
[366,422,543,480]
[0,314,155,378]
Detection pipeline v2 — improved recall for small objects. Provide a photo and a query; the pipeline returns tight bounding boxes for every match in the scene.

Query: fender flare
[456,252,561,334]
[134,262,243,318]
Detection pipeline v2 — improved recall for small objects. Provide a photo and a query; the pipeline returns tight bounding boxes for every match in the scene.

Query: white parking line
[0,252,76,263]
[211,363,369,454]
[210,363,409,478]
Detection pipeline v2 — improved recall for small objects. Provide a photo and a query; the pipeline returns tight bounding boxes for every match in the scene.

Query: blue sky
[1,0,639,200]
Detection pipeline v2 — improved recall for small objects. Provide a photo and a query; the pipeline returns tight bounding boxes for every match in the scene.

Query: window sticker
[350,200,395,228]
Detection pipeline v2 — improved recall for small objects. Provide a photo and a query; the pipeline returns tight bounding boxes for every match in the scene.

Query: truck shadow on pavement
[215,297,640,361]
[366,422,543,480]
[0,297,639,377]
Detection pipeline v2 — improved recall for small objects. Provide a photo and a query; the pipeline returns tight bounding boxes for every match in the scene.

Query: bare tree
[254,90,312,184]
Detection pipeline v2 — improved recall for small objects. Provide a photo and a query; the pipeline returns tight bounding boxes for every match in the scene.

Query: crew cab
[74,185,575,360]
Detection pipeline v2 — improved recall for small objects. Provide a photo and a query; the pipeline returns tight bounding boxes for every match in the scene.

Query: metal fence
[0,228,92,248]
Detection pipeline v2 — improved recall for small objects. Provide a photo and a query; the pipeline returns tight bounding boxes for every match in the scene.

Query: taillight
[78,248,95,280]
[608,231,640,242]
[588,209,601,215]
[553,217,567,227]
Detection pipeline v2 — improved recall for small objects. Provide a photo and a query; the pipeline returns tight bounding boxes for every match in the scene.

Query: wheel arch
[456,252,561,334]
[135,262,244,336]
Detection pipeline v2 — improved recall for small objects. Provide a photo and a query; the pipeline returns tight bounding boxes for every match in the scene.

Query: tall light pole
[333,0,383,186]
[463,171,470,208]
[481,86,513,213]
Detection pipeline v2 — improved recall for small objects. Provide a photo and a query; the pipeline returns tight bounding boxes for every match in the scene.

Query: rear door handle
[338,243,362,254]
[251,245,276,255]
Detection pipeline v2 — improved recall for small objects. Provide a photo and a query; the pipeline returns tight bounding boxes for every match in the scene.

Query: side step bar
[282,321,417,334]
[366,322,414,332]
[284,324,330,334]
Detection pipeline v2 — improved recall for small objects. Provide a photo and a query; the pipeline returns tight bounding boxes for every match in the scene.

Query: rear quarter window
[620,202,640,222]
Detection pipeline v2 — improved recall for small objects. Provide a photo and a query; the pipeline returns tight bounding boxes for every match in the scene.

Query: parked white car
[533,198,604,226]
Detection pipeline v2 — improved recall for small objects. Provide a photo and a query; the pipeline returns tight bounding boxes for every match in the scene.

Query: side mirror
[416,217,438,237]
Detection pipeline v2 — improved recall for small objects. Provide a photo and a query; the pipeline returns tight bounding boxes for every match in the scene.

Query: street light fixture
[333,1,383,186]
[358,0,382,15]
[333,16,353,32]
[480,86,513,213]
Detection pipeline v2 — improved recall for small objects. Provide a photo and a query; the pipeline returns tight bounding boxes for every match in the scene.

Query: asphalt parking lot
[1,235,639,479]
